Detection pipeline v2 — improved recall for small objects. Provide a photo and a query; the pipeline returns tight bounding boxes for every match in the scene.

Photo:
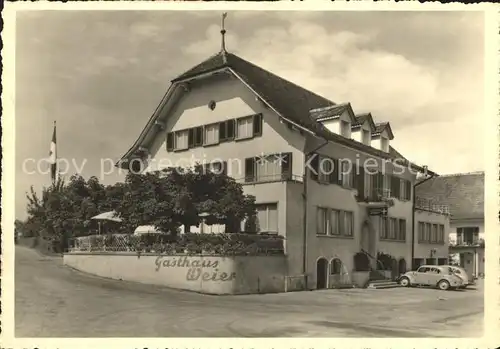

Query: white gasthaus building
[117,30,449,290]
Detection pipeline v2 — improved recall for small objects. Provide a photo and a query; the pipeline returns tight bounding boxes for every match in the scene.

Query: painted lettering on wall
[154,256,236,282]
[155,256,219,271]
[186,267,236,282]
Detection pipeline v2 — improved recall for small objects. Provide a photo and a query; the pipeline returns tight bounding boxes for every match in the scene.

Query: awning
[134,225,161,235]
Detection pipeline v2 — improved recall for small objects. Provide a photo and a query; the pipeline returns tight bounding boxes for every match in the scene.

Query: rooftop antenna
[220,12,228,64]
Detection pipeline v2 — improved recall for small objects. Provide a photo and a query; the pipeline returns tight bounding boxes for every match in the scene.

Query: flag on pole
[49,121,57,183]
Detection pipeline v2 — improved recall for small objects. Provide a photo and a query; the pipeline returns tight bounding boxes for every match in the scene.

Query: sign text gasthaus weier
[155,256,236,282]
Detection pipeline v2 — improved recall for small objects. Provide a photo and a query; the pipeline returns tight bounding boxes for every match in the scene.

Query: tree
[115,165,256,236]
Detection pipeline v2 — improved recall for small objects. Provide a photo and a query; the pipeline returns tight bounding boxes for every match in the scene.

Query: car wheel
[399,277,410,287]
[438,280,450,290]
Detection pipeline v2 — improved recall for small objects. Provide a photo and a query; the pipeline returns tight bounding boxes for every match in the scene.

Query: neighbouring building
[416,172,485,278]
[116,36,450,290]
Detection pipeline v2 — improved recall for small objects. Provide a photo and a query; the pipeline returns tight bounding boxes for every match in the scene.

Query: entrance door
[316,258,328,289]
[398,258,407,275]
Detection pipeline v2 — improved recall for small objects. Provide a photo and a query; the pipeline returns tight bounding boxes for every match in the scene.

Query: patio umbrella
[91,211,122,234]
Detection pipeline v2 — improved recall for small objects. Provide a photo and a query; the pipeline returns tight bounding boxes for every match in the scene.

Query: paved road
[15,246,484,337]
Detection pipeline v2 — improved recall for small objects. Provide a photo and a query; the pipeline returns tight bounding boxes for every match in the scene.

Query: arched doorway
[330,258,347,288]
[316,258,328,289]
[398,258,407,275]
[330,258,342,275]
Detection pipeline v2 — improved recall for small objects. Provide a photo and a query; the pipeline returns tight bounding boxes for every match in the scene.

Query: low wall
[64,253,287,295]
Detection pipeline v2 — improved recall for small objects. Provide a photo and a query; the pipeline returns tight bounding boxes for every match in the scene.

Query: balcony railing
[236,173,304,185]
[415,197,450,215]
[449,238,485,248]
[357,188,392,203]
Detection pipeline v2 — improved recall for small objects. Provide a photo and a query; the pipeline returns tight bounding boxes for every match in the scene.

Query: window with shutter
[373,172,383,198]
[343,211,354,236]
[390,175,397,198]
[341,160,353,187]
[166,132,174,151]
[395,177,401,199]
[194,127,203,146]
[356,166,365,199]
[253,114,263,136]
[188,128,195,148]
[174,130,189,150]
[227,119,235,140]
[309,154,319,181]
[380,217,388,239]
[219,120,235,142]
[236,116,254,140]
[317,207,329,235]
[398,219,406,241]
[418,222,425,242]
[331,158,341,184]
[331,209,340,235]
[281,152,292,180]
[204,124,219,145]
[319,156,333,183]
[219,122,227,141]
[405,180,411,200]
[364,172,372,199]
[389,218,397,239]
[399,178,405,200]
[245,157,256,182]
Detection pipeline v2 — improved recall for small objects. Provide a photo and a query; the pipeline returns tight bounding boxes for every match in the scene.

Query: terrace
[415,197,450,215]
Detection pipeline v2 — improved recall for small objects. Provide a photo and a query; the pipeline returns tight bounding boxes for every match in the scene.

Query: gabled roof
[389,146,407,162]
[352,112,376,131]
[172,51,335,131]
[310,103,357,123]
[415,172,484,221]
[372,122,394,140]
[118,50,432,174]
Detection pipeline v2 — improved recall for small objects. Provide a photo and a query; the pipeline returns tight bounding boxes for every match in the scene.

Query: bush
[71,232,285,256]
[376,252,394,271]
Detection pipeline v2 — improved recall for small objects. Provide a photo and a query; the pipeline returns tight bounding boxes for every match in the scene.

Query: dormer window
[361,129,371,145]
[381,136,389,152]
[340,120,351,138]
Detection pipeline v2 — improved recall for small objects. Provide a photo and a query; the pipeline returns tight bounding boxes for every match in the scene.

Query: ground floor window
[437,258,448,265]
[425,258,436,265]
[255,203,278,233]
[412,258,424,270]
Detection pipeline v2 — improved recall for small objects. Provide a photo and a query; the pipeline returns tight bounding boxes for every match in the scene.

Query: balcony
[356,188,393,203]
[449,238,485,248]
[237,173,304,185]
[415,197,450,215]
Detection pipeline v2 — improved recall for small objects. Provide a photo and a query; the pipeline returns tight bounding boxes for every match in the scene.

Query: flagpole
[50,120,57,185]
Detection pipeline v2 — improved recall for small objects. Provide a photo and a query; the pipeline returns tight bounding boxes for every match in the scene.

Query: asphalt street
[15,246,484,337]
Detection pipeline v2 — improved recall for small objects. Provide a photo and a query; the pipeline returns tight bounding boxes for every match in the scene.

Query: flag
[49,121,57,182]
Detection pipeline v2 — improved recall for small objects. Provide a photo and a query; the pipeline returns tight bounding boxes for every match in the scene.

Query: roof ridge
[228,52,336,105]
[438,171,485,177]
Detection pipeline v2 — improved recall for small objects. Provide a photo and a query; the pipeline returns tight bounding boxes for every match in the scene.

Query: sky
[15,10,485,219]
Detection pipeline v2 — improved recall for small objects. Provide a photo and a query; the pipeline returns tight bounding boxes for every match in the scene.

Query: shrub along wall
[69,232,285,256]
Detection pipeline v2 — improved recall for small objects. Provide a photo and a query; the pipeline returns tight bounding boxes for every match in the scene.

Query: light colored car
[446,265,475,288]
[398,265,463,290]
